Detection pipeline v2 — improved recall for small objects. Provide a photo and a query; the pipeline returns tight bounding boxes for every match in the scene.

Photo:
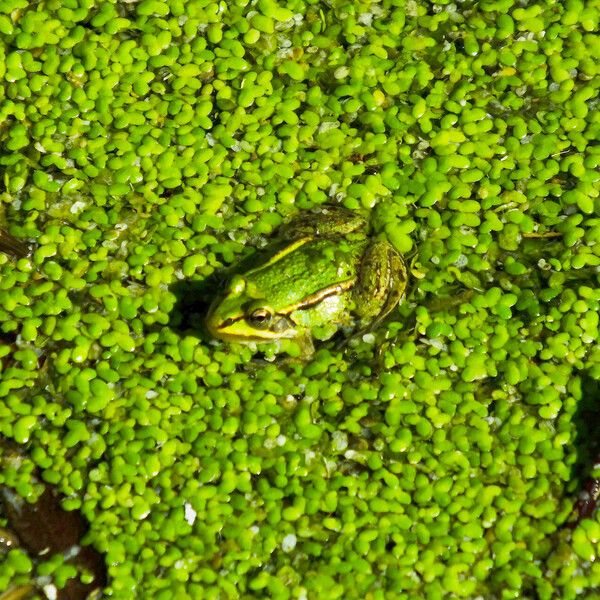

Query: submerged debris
[0,441,106,600]
[0,229,30,260]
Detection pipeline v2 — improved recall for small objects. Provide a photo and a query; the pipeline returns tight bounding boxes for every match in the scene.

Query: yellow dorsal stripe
[245,237,310,276]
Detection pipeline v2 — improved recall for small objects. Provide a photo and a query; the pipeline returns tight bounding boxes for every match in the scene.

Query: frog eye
[247,307,272,329]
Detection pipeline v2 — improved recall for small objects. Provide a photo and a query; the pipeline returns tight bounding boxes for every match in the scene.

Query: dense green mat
[1,0,599,598]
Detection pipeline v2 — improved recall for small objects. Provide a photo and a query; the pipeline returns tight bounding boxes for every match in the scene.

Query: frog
[205,205,408,357]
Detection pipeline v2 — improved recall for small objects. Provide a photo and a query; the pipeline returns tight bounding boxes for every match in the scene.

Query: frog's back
[246,236,367,310]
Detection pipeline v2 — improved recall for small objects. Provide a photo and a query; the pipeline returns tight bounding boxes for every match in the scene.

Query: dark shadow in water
[167,246,270,337]
[566,375,600,522]
[167,274,223,337]
[0,438,107,600]
[521,375,600,599]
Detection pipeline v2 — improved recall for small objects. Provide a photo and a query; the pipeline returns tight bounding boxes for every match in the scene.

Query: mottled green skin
[247,236,367,314]
[206,206,407,354]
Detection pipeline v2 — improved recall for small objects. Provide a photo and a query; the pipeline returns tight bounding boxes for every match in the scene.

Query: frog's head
[206,275,298,343]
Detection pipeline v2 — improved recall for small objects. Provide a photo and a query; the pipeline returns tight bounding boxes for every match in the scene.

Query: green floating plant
[0,0,599,597]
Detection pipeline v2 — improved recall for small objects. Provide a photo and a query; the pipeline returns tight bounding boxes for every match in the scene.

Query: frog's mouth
[206,308,298,342]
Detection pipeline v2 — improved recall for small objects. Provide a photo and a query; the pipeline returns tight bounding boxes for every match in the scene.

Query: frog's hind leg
[353,239,408,334]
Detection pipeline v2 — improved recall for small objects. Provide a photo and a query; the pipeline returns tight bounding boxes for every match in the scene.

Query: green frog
[205,205,408,357]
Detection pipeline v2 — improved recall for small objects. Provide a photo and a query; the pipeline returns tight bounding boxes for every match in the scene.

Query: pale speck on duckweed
[281,534,297,552]
[42,584,58,600]
[454,254,468,268]
[361,332,376,344]
[69,201,86,214]
[1,0,600,597]
[183,503,196,526]
[331,431,348,452]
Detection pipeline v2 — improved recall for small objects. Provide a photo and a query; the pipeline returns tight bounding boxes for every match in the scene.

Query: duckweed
[1,0,600,598]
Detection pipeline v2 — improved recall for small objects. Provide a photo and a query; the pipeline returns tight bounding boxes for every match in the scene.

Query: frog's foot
[285,332,315,361]
[353,239,408,335]
[279,204,366,239]
[0,228,30,260]
[245,334,315,367]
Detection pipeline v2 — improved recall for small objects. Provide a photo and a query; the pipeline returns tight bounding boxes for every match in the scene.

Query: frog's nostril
[220,317,237,329]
